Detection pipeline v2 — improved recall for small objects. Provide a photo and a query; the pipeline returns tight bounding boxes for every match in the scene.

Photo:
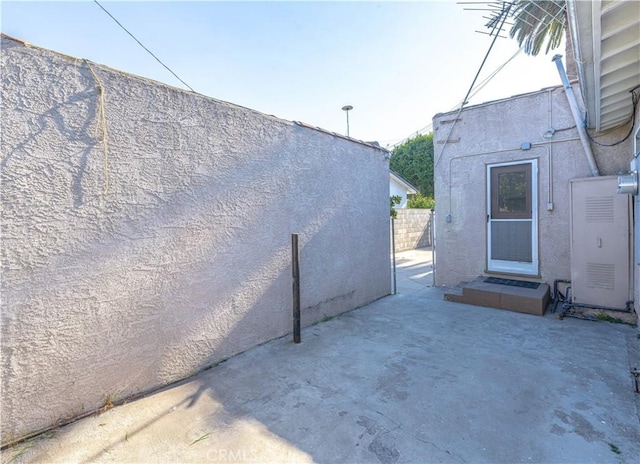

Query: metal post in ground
[292,233,301,343]
[431,209,436,287]
[391,217,397,294]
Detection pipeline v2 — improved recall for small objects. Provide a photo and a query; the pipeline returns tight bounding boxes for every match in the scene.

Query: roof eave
[568,0,600,131]
[390,170,419,194]
[568,0,640,133]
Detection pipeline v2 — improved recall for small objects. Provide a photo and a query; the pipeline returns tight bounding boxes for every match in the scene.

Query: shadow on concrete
[4,287,640,463]
[393,247,433,295]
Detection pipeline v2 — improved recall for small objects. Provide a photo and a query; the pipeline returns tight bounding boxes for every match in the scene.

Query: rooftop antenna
[458,1,515,38]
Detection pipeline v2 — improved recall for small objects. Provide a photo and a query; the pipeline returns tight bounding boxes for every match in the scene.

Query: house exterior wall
[0,37,391,442]
[390,177,410,208]
[433,85,630,288]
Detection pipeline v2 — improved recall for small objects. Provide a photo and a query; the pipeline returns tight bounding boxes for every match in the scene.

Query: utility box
[570,176,633,309]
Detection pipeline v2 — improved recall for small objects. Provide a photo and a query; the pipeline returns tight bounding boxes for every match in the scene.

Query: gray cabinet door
[570,176,632,309]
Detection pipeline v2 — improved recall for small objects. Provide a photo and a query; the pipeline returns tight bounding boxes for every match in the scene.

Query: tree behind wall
[407,193,435,210]
[390,133,434,197]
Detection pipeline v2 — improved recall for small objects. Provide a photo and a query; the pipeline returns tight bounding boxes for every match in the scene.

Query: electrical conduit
[552,54,600,176]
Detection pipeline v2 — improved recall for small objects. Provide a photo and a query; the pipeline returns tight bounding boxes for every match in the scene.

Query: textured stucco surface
[0,36,390,442]
[433,85,631,288]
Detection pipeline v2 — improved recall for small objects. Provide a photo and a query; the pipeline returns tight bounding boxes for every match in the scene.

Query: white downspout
[552,54,600,176]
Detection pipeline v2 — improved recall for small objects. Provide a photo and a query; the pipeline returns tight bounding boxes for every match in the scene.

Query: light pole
[341,105,353,137]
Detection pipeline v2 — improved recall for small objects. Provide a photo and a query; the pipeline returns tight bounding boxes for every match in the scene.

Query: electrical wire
[428,0,565,161]
[465,47,521,101]
[585,87,640,147]
[430,3,513,164]
[390,5,532,151]
[93,0,195,92]
[387,45,522,150]
[456,2,513,112]
[392,2,564,150]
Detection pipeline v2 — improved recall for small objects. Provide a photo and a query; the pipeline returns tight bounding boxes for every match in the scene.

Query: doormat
[484,277,540,289]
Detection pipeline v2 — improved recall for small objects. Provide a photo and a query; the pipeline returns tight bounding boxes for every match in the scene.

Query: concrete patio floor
[392,247,434,295]
[3,249,640,464]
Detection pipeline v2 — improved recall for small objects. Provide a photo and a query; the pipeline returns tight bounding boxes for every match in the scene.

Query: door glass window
[498,171,527,213]
[491,164,531,219]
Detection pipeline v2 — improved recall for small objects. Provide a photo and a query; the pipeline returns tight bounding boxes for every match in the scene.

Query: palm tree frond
[509,0,566,56]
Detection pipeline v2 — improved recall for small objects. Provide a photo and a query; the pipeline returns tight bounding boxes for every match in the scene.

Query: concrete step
[443,286,464,303]
[445,279,550,316]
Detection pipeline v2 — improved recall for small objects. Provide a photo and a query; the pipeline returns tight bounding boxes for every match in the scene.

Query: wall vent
[586,263,615,290]
[585,196,614,222]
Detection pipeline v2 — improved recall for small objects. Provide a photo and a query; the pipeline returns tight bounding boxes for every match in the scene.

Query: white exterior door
[487,160,538,276]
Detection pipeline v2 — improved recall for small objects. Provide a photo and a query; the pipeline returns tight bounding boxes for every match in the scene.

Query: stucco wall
[433,85,630,287]
[0,36,391,442]
[392,209,432,251]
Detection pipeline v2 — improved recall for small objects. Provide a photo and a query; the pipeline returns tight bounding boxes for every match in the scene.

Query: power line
[433,0,512,167]
[457,3,512,116]
[465,47,521,100]
[387,47,522,150]
[383,4,516,149]
[93,0,195,92]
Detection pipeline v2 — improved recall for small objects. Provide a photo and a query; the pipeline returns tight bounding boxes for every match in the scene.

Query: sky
[1,0,566,147]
